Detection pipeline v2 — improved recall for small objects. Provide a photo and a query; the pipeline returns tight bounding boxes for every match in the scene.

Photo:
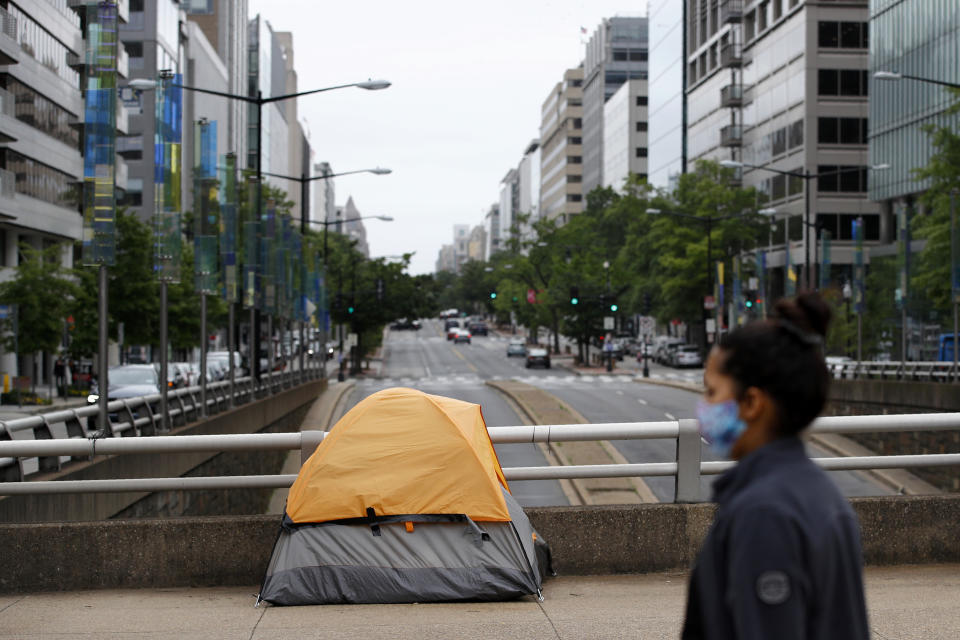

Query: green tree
[0,244,78,387]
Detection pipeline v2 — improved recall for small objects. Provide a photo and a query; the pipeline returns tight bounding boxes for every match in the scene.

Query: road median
[486,379,658,504]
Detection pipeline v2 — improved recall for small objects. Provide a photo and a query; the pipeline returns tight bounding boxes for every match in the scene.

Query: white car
[671,345,703,368]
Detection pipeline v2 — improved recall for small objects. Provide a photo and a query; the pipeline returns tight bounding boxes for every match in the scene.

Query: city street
[331,320,893,505]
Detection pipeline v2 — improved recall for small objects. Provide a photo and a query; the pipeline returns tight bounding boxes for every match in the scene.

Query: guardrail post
[675,418,702,503]
[300,430,324,466]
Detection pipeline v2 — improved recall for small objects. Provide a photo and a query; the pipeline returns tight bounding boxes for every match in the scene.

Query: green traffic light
[571,298,579,305]
[745,300,753,308]
[610,304,618,312]
[348,306,354,314]
[490,292,497,299]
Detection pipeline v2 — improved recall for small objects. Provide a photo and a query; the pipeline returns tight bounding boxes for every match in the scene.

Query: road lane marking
[451,346,479,373]
[664,412,676,420]
[637,398,648,405]
[616,390,624,396]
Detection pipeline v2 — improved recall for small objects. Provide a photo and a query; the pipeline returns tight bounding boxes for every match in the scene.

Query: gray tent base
[260,490,549,606]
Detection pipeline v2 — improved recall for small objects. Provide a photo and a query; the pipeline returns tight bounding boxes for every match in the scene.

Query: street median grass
[486,379,658,504]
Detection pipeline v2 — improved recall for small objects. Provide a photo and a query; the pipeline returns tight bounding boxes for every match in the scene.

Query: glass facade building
[648,0,686,190]
[868,0,960,203]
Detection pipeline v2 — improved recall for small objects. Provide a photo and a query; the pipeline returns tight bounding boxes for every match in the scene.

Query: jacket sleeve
[725,506,810,640]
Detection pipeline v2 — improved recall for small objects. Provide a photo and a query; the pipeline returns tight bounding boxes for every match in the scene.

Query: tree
[0,244,78,387]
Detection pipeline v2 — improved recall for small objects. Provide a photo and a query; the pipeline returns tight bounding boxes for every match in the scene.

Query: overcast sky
[248,0,648,275]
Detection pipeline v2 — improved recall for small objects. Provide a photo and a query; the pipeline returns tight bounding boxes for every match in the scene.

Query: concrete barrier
[0,380,325,524]
[2,495,958,593]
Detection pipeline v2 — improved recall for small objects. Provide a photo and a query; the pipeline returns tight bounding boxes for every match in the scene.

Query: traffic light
[348,306,355,314]
[490,292,497,299]
[643,292,651,315]
[610,303,618,312]
[375,278,385,303]
[570,286,579,305]
[744,298,754,309]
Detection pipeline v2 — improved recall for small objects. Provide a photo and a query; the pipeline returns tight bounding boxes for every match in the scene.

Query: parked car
[670,344,703,368]
[525,347,550,369]
[87,364,161,405]
[506,340,526,357]
[391,318,421,330]
[654,337,684,364]
[452,328,472,344]
[208,351,245,377]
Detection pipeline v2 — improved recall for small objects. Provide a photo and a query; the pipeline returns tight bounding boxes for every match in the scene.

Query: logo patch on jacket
[756,570,790,605]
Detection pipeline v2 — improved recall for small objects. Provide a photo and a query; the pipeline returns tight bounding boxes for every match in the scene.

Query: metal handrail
[829,360,958,382]
[0,364,324,481]
[1,412,958,501]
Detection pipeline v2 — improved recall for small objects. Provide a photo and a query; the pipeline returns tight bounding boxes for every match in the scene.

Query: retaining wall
[2,495,958,593]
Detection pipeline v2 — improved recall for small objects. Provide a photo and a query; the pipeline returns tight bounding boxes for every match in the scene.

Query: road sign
[706,318,717,334]
[0,305,12,320]
[603,316,615,330]
[704,295,716,310]
[346,333,358,348]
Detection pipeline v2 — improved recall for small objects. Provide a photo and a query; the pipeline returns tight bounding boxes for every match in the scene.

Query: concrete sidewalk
[1,565,956,639]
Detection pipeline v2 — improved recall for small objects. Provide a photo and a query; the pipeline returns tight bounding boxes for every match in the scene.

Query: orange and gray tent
[258,387,551,605]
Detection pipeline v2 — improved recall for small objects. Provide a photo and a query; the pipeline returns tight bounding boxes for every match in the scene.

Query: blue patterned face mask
[696,400,748,459]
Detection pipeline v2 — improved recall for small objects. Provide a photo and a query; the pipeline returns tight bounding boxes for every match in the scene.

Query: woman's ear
[738,386,766,423]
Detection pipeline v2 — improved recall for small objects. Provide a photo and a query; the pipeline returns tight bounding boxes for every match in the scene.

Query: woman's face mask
[696,399,747,459]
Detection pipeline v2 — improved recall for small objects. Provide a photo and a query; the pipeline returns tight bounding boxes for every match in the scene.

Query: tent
[258,387,551,605]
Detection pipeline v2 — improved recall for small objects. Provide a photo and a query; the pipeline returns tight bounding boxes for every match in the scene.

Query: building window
[635,147,648,158]
[0,150,77,207]
[817,165,868,193]
[4,78,80,149]
[758,1,769,31]
[818,69,869,97]
[613,49,628,61]
[816,213,880,241]
[629,50,648,62]
[568,156,582,164]
[636,121,648,132]
[567,136,582,144]
[819,22,869,49]
[819,117,868,144]
[635,96,648,107]
[788,119,804,148]
[567,174,582,183]
[567,194,582,202]
[745,10,756,41]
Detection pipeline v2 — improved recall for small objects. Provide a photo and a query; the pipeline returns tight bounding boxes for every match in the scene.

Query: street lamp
[646,206,768,351]
[874,71,960,90]
[130,72,390,400]
[720,161,890,290]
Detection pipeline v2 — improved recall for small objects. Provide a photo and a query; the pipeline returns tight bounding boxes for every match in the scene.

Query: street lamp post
[260,167,391,384]
[129,74,390,395]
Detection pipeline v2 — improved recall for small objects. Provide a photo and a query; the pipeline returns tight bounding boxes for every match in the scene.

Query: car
[87,364,161,405]
[446,323,461,340]
[391,318,421,330]
[452,328,472,344]
[655,338,684,364]
[670,344,703,368]
[506,341,526,357]
[468,321,489,336]
[525,347,550,369]
[208,351,245,377]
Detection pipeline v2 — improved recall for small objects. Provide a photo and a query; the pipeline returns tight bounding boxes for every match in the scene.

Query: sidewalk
[2,565,956,639]
[0,387,87,421]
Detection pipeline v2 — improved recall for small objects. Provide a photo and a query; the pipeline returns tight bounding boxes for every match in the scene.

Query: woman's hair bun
[773,291,831,338]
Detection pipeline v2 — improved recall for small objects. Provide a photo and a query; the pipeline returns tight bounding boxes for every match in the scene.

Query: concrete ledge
[3,495,959,593]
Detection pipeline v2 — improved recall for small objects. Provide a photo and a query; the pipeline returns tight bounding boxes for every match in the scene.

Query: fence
[0,366,322,482]
[1,409,958,503]
[829,361,958,382]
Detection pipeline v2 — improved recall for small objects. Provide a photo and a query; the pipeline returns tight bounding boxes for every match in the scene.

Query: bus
[937,333,956,362]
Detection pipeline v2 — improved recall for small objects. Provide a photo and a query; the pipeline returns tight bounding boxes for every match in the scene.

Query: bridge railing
[829,360,959,382]
[0,366,323,482]
[1,412,958,503]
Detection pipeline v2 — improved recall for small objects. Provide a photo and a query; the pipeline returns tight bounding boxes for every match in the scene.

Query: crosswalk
[357,372,696,390]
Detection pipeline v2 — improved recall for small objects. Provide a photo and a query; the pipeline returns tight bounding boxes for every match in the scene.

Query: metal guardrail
[829,360,959,382]
[1,411,958,503]
[0,366,323,482]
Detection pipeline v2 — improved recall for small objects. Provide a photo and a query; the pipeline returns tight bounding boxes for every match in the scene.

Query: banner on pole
[193,120,219,294]
[153,72,182,282]
[82,2,119,266]
[219,153,238,303]
[896,203,910,309]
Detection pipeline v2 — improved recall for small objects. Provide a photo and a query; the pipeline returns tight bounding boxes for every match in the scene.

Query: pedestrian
[54,356,66,398]
[682,292,869,640]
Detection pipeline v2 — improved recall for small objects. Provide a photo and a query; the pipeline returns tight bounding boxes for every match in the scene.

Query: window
[817,165,868,192]
[636,96,648,106]
[771,129,787,156]
[773,0,783,20]
[818,22,839,47]
[567,175,582,183]
[636,121,648,132]
[568,136,582,144]
[818,117,839,143]
[788,119,803,149]
[568,98,582,106]
[5,78,79,148]
[758,1,769,31]
[628,50,647,62]
[572,118,583,129]
[818,69,868,96]
[0,150,77,207]
[123,41,144,58]
[635,147,648,158]
[745,10,756,41]
[771,174,786,200]
[568,156,582,164]
[567,194,582,202]
[816,214,880,241]
[788,171,804,196]
[839,118,865,144]
[613,49,628,61]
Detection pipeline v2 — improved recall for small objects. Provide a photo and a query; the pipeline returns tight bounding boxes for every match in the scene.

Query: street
[330,320,893,505]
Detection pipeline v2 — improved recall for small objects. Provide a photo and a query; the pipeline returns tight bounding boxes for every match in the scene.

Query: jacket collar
[711,436,806,504]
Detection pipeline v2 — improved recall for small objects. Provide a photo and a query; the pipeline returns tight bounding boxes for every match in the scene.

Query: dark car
[506,340,526,357]
[525,347,551,369]
[87,364,161,404]
[468,322,489,336]
[391,318,421,330]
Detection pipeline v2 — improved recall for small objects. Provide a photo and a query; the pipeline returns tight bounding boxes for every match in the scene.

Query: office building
[869,0,960,219]
[312,161,335,227]
[0,0,130,377]
[467,225,486,262]
[498,168,518,245]
[435,244,455,274]
[602,78,648,192]
[581,16,648,195]
[452,223,470,271]
[484,203,500,258]
[247,14,289,183]
[648,0,687,190]
[685,0,880,291]
[336,196,369,257]
[185,0,248,170]
[517,139,541,244]
[540,66,584,224]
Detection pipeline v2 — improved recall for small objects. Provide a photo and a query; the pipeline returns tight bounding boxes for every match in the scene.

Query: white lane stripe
[616,390,624,396]
[664,412,676,420]
[638,398,648,405]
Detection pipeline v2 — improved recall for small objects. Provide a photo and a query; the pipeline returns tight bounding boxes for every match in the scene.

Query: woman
[682,292,869,640]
